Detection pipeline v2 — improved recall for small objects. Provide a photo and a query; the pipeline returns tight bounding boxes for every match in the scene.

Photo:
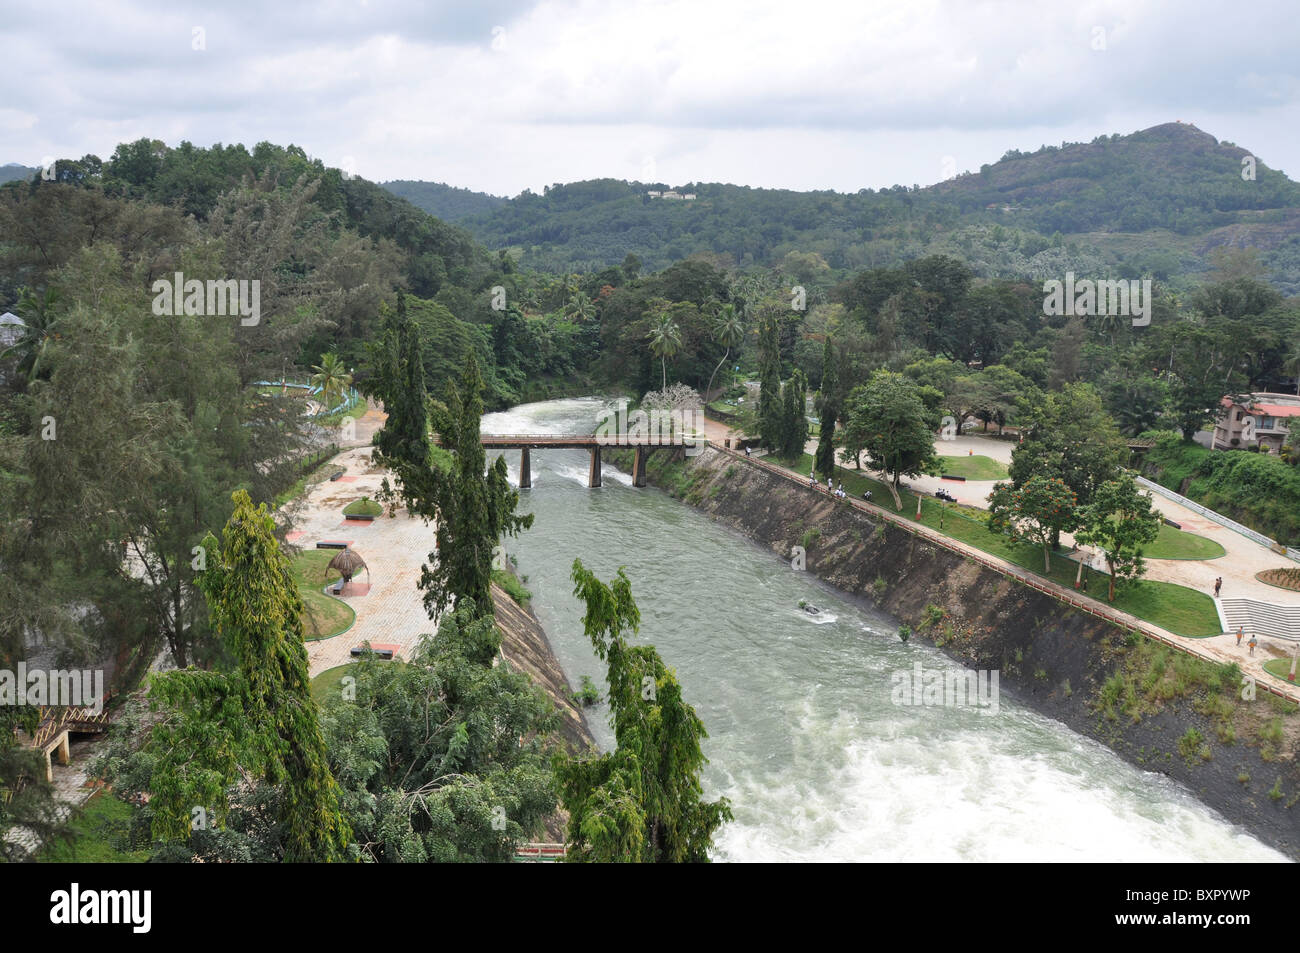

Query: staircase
[1219,599,1300,641]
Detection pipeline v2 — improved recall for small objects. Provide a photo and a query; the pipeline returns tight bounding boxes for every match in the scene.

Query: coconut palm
[0,286,62,382]
[565,294,596,323]
[703,302,745,401]
[310,352,353,410]
[645,301,681,390]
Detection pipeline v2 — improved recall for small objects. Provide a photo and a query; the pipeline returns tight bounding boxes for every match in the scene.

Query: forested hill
[409,123,1300,293]
[0,164,36,184]
[1,141,498,302]
[382,179,508,221]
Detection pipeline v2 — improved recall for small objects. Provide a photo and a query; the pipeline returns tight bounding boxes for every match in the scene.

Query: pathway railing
[1135,476,1300,563]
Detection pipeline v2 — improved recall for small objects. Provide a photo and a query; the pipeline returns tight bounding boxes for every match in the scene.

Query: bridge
[475,434,701,488]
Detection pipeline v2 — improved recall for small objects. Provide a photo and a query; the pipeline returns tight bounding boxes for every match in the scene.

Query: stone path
[276,427,446,678]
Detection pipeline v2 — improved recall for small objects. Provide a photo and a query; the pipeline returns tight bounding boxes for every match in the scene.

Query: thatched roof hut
[327,548,368,584]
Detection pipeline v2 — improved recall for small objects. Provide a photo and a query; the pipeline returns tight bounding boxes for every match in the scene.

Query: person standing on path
[1249,635,1258,656]
[1214,577,1222,597]
[1237,627,1244,646]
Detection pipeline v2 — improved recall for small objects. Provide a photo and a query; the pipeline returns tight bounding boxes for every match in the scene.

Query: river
[483,397,1286,863]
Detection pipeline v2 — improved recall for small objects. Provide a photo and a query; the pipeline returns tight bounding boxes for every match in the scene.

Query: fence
[712,446,1300,703]
[1134,476,1300,563]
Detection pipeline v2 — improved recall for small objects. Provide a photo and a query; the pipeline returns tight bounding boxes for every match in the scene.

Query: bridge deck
[469,434,697,449]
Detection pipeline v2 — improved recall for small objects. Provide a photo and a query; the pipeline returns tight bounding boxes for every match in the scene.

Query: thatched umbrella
[327,548,368,586]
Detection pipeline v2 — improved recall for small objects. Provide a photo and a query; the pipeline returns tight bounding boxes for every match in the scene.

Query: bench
[316,540,351,549]
[350,644,397,660]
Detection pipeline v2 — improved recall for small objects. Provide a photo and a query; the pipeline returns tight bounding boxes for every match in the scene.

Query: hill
[444,124,1300,293]
[0,164,36,184]
[381,180,507,221]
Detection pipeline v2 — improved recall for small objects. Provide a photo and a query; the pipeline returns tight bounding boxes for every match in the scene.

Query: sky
[3,0,1299,197]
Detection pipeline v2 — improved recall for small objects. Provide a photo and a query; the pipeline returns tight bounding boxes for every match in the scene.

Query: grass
[1263,658,1300,684]
[37,793,148,863]
[934,454,1008,481]
[1141,523,1226,561]
[272,450,343,510]
[311,663,357,706]
[343,497,383,517]
[779,452,1221,637]
[289,550,355,641]
[492,568,532,607]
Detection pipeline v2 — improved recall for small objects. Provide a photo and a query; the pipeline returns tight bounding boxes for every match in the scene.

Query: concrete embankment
[614,445,1300,859]
[492,582,595,753]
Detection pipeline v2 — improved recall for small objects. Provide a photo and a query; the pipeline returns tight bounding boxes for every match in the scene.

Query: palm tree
[0,286,62,382]
[645,301,681,390]
[1285,341,1300,396]
[565,294,595,323]
[703,302,745,401]
[311,352,353,410]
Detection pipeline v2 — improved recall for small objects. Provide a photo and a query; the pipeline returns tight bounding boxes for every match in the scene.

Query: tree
[0,286,62,382]
[815,335,840,478]
[987,475,1079,572]
[840,370,940,509]
[1008,382,1125,545]
[557,561,732,862]
[318,605,559,863]
[702,302,745,400]
[0,711,73,861]
[145,490,351,861]
[757,307,783,450]
[416,350,534,621]
[310,352,352,410]
[366,291,432,474]
[645,300,682,390]
[778,370,808,459]
[1075,476,1162,601]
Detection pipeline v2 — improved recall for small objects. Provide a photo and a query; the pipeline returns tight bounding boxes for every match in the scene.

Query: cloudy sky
[3,0,1298,197]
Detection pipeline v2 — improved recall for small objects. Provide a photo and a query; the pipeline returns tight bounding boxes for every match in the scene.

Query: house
[683,193,696,200]
[0,311,24,349]
[661,190,682,199]
[646,190,661,197]
[1213,392,1300,453]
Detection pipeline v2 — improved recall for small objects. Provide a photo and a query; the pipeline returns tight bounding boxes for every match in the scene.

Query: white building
[0,312,24,349]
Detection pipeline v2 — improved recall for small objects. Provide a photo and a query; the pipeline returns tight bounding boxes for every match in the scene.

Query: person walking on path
[1249,635,1258,656]
[1237,627,1244,647]
[1214,577,1222,597]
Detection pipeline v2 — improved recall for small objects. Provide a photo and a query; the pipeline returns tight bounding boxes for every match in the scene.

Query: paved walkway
[278,426,446,678]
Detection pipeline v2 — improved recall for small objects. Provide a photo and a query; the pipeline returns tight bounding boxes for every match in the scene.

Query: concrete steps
[1219,598,1300,641]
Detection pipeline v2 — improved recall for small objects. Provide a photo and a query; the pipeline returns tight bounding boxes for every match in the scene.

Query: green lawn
[289,550,355,641]
[934,454,1008,481]
[343,497,383,517]
[37,793,148,863]
[1263,659,1300,684]
[1142,523,1226,561]
[778,452,1222,638]
[311,663,356,706]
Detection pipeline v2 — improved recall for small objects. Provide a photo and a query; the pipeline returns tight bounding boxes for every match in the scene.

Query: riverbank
[492,578,596,752]
[610,444,1300,859]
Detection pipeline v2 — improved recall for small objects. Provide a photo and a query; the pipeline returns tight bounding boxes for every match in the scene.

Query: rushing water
[483,397,1287,863]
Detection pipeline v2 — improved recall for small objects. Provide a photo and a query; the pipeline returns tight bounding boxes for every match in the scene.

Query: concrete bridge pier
[632,446,649,487]
[519,448,531,489]
[588,446,602,488]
